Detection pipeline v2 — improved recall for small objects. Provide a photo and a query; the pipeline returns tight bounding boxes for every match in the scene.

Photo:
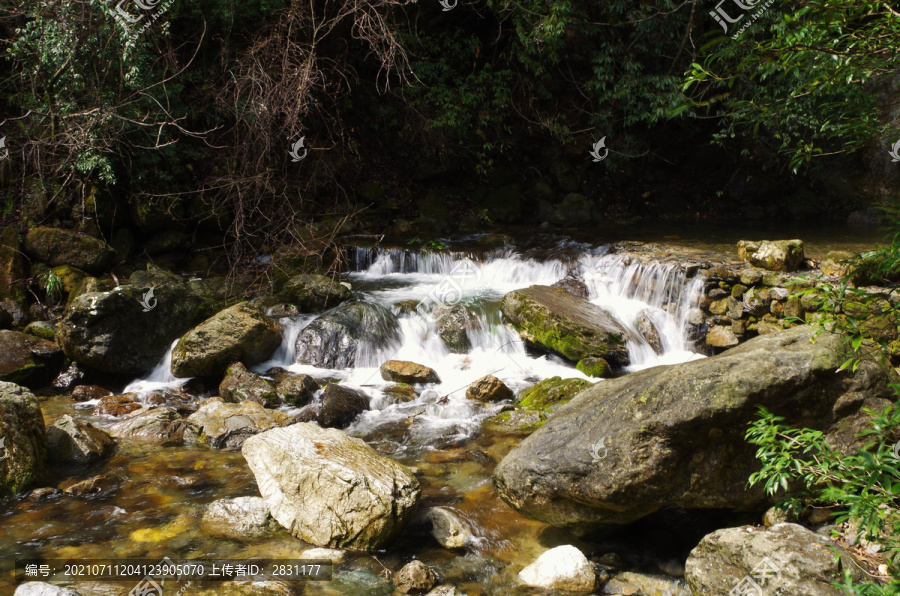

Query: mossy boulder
[278,273,352,313]
[576,358,609,378]
[736,239,805,272]
[500,285,629,366]
[171,302,282,378]
[24,227,115,274]
[0,330,63,387]
[219,362,279,407]
[493,326,900,531]
[276,374,319,407]
[0,382,47,496]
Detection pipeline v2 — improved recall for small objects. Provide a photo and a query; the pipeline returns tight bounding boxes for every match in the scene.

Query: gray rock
[172,302,282,378]
[551,276,589,299]
[62,474,118,500]
[219,362,278,407]
[635,310,662,355]
[275,374,318,407]
[426,507,474,549]
[434,305,476,353]
[241,423,421,549]
[295,302,401,369]
[46,415,115,463]
[685,523,861,595]
[0,382,47,496]
[500,285,629,366]
[107,407,187,446]
[186,398,291,449]
[318,384,370,429]
[394,560,436,594]
[201,496,277,539]
[279,274,352,313]
[493,326,899,531]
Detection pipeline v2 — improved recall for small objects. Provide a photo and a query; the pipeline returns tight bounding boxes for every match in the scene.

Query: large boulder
[493,326,899,531]
[107,407,187,446]
[57,283,205,375]
[242,423,421,549]
[185,398,291,449]
[23,227,115,274]
[380,361,440,385]
[171,302,282,378]
[295,302,401,368]
[500,285,629,366]
[685,523,862,595]
[737,239,805,272]
[279,274,352,313]
[219,363,278,407]
[0,382,46,496]
[0,330,63,387]
[46,415,115,463]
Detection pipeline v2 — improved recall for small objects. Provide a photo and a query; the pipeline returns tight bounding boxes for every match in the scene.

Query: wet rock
[0,330,63,387]
[14,582,82,596]
[705,325,739,348]
[279,273,352,313]
[500,285,629,366]
[485,377,592,435]
[241,422,421,549]
[301,547,347,564]
[384,383,417,402]
[57,283,206,375]
[685,523,861,595]
[0,227,25,303]
[394,300,420,314]
[28,487,62,502]
[71,385,111,402]
[394,560,436,594]
[275,374,318,407]
[171,302,282,378]
[46,415,115,463]
[62,474,118,500]
[552,276,590,299]
[107,407,187,445]
[635,310,663,355]
[93,394,141,417]
[186,398,290,449]
[318,384,370,428]
[219,362,278,407]
[493,326,899,531]
[52,362,89,391]
[295,302,401,369]
[576,357,609,378]
[737,239,805,272]
[518,545,596,592]
[434,304,476,353]
[426,507,474,549]
[465,375,513,402]
[24,227,115,274]
[380,361,440,385]
[0,382,47,496]
[201,496,277,539]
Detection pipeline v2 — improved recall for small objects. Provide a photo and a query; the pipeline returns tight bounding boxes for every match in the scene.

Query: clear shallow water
[2,238,722,595]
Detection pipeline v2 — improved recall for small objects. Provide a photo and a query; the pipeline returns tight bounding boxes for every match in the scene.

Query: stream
[0,229,884,596]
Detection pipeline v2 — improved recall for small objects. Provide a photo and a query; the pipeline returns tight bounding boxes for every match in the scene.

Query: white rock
[14,582,81,596]
[518,545,596,592]
[301,547,346,564]
[201,496,275,539]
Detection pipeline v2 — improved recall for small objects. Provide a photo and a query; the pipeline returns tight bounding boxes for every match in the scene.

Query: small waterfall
[122,339,185,396]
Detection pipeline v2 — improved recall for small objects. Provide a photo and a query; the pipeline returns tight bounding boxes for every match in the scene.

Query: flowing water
[1,238,749,596]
